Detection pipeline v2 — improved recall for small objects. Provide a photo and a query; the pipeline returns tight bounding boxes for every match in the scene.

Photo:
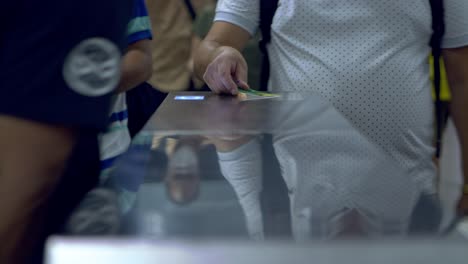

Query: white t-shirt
[215,0,468,192]
[218,97,421,239]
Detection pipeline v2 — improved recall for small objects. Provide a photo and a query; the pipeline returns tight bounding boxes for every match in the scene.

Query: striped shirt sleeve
[127,0,152,44]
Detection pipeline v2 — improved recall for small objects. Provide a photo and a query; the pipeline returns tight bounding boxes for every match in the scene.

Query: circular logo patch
[63,38,121,97]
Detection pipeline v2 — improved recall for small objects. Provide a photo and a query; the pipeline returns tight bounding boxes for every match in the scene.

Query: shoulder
[215,0,260,36]
[443,0,468,48]
[127,0,152,44]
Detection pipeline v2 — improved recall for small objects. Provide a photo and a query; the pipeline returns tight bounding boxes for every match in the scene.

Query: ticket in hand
[237,87,281,101]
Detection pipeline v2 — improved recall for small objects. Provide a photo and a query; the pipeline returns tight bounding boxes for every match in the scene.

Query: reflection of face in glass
[165,145,200,205]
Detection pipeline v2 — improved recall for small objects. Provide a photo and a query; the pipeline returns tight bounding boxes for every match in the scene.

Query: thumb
[233,62,250,90]
[236,79,250,90]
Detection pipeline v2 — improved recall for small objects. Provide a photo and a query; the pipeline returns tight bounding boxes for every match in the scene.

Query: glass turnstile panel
[111,92,461,240]
[46,91,467,264]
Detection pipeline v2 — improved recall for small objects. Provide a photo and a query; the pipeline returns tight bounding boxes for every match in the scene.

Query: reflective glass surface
[47,92,467,263]
[118,92,463,239]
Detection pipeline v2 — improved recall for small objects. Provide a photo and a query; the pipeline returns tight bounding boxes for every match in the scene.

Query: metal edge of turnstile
[45,235,468,264]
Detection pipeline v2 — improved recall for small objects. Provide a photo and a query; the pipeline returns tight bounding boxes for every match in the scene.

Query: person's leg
[45,129,102,235]
[59,134,119,237]
[0,115,76,263]
[126,82,167,138]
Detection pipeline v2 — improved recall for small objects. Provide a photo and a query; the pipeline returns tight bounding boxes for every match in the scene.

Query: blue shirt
[99,0,152,175]
[127,0,153,44]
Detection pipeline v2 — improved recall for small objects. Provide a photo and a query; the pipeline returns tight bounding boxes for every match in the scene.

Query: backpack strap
[182,0,197,21]
[429,0,445,158]
[259,0,279,91]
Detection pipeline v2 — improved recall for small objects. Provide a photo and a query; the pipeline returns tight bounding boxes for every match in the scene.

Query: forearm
[116,41,152,93]
[449,84,468,185]
[194,39,223,81]
[443,48,468,185]
[216,137,263,201]
[216,138,264,240]
[194,21,251,81]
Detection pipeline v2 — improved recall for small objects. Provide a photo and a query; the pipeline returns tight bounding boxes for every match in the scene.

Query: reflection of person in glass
[213,136,264,240]
[212,97,439,240]
[165,141,201,205]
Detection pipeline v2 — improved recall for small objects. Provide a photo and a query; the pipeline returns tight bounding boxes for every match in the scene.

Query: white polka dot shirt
[215,0,468,192]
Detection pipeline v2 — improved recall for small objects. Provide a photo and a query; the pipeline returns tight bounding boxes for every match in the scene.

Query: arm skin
[116,39,153,93]
[194,21,251,94]
[443,46,468,214]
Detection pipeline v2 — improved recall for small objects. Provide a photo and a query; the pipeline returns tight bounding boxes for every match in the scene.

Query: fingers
[203,67,224,94]
[234,62,250,90]
[236,79,250,91]
[204,61,238,95]
[203,62,234,94]
[203,47,249,95]
[220,68,239,95]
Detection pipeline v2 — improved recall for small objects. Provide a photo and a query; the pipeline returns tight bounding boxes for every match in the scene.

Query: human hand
[203,46,249,95]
